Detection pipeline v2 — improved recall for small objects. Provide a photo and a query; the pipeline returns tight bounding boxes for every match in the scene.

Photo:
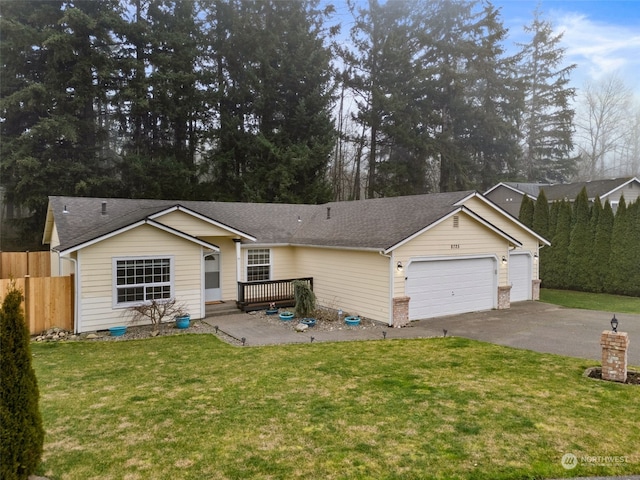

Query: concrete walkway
[205,301,640,365]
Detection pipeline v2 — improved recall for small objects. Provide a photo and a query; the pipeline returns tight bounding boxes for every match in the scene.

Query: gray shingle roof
[502,182,550,197]
[540,177,634,201]
[48,191,477,252]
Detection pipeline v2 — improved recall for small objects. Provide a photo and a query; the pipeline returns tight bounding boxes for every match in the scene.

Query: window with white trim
[114,257,173,306]
[247,249,270,282]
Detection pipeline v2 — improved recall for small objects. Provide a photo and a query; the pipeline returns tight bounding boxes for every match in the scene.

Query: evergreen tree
[532,189,549,238]
[517,7,576,182]
[625,200,640,297]
[0,282,44,480]
[518,194,534,228]
[567,187,592,290]
[456,2,522,190]
[592,200,614,293]
[115,0,204,200]
[203,0,336,203]
[545,200,571,289]
[539,198,558,285]
[607,197,631,295]
[0,0,123,248]
[585,197,603,291]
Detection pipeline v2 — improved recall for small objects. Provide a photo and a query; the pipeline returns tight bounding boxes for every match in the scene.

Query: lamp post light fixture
[610,315,618,333]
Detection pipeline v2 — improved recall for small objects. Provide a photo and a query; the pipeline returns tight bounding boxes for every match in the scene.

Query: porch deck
[236,277,313,312]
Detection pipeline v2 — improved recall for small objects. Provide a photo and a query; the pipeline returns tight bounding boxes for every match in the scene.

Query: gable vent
[453,215,459,228]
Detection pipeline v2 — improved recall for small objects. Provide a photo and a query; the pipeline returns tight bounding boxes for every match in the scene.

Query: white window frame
[112,256,175,308]
[246,248,271,282]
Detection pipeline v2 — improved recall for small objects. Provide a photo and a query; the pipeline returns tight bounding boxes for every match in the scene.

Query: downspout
[379,251,394,326]
[59,254,79,334]
[234,239,242,282]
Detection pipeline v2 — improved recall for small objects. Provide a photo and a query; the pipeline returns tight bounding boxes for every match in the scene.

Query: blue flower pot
[301,318,316,327]
[176,315,191,329]
[109,326,127,337]
[345,316,361,326]
[279,312,295,321]
[266,309,279,315]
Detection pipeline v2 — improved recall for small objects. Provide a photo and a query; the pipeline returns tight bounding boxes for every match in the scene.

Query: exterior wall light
[501,256,507,266]
[534,252,539,262]
[611,314,618,332]
[397,261,403,272]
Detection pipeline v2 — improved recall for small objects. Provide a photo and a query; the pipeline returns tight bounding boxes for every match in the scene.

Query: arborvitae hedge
[523,195,640,297]
[567,188,592,291]
[0,281,44,480]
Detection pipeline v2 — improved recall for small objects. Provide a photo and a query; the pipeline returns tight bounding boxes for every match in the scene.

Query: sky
[330,0,640,99]
[483,0,640,98]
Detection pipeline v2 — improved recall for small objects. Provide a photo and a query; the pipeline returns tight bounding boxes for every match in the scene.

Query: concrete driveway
[410,301,640,366]
[208,301,639,365]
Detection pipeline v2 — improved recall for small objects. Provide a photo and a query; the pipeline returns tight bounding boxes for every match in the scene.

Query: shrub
[0,280,44,480]
[292,280,316,318]
[126,298,187,332]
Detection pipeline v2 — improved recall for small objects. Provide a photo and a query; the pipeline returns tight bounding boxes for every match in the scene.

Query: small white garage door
[406,258,496,320]
[509,254,532,302]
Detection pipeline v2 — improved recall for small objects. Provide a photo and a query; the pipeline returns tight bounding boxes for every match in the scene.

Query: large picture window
[114,257,173,306]
[247,249,270,282]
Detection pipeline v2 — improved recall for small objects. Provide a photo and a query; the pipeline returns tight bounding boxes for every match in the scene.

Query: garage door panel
[509,254,531,302]
[407,258,496,320]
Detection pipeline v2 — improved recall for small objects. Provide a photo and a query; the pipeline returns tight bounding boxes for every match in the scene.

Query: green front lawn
[32,335,640,479]
[541,288,640,314]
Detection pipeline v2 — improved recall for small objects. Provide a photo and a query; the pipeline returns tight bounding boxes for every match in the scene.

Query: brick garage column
[600,331,629,382]
[497,285,511,309]
[532,279,541,300]
[393,296,410,328]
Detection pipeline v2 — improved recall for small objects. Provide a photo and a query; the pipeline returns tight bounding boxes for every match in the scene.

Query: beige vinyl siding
[393,213,508,298]
[295,247,389,323]
[50,224,61,276]
[77,224,203,332]
[608,181,640,205]
[271,246,297,280]
[463,196,541,278]
[155,210,236,237]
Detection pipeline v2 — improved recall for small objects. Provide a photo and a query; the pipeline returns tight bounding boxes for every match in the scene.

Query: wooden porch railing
[237,277,313,312]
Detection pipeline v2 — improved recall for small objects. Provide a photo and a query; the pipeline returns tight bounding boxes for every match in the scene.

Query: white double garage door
[406,254,532,320]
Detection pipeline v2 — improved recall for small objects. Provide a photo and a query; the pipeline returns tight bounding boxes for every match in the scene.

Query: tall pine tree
[517,7,576,182]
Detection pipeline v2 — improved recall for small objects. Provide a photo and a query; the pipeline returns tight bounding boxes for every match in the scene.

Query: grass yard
[541,288,640,314]
[32,335,640,479]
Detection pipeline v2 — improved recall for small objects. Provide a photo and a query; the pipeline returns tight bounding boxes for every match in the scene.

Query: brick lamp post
[600,315,630,383]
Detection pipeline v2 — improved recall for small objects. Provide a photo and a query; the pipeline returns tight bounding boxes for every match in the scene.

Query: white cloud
[553,12,640,91]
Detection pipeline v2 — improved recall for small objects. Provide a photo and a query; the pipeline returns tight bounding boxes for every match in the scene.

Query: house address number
[450,244,460,249]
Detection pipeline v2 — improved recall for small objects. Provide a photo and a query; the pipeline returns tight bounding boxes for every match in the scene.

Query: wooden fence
[0,251,51,278]
[0,276,74,334]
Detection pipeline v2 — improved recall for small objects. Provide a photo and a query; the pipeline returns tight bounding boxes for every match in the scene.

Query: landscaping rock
[33,327,75,343]
[85,333,99,339]
[294,323,309,332]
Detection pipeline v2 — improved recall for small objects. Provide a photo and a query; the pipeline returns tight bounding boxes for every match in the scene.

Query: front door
[204,254,221,302]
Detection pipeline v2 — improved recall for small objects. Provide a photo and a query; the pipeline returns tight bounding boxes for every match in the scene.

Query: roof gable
[149,206,256,240]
